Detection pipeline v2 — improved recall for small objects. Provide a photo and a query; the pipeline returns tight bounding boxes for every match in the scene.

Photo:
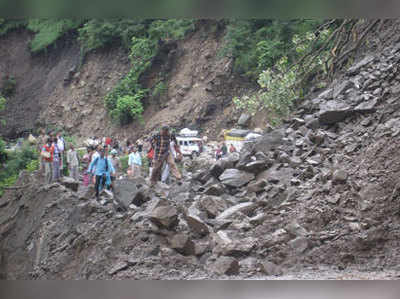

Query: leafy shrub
[105,37,158,124]
[0,142,38,196]
[233,26,331,126]
[78,19,149,54]
[112,94,145,125]
[0,19,26,35]
[26,159,39,172]
[0,137,7,164]
[27,18,83,53]
[0,175,18,197]
[152,81,167,98]
[221,19,323,78]
[0,96,5,111]
[119,155,129,173]
[148,19,194,41]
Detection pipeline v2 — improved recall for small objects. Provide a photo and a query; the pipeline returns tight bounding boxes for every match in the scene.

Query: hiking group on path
[39,125,190,201]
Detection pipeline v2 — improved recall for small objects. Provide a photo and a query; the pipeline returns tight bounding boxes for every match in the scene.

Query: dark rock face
[219,169,255,187]
[238,113,251,127]
[169,234,196,256]
[149,204,179,230]
[184,204,210,236]
[113,179,139,209]
[318,101,352,124]
[210,256,240,276]
[60,177,79,192]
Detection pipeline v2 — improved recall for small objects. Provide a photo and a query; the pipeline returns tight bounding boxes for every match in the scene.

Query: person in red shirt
[41,138,54,184]
[229,144,237,153]
[105,137,112,147]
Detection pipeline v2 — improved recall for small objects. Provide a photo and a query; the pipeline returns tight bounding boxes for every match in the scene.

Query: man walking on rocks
[88,149,115,201]
[150,126,182,187]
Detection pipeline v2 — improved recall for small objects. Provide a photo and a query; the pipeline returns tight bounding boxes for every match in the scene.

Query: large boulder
[251,129,285,156]
[113,179,139,209]
[132,186,151,206]
[210,154,240,178]
[213,232,256,257]
[199,196,230,219]
[210,256,240,276]
[247,179,268,193]
[347,55,375,75]
[60,177,79,192]
[184,204,210,236]
[238,113,251,127]
[219,169,255,187]
[332,169,348,183]
[256,165,294,186]
[149,204,179,230]
[288,237,309,253]
[239,160,272,174]
[216,202,257,220]
[354,98,378,112]
[332,80,353,98]
[318,100,352,124]
[203,184,225,196]
[169,234,195,256]
[261,261,283,276]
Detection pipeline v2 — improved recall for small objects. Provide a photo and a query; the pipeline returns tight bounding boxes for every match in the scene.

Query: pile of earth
[3,40,400,279]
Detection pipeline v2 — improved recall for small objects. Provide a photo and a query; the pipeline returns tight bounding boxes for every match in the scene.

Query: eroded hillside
[0,21,254,141]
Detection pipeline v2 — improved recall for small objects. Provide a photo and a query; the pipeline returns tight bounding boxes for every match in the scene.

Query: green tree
[27,18,83,53]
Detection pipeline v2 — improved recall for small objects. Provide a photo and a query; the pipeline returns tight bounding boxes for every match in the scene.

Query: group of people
[40,132,71,184]
[39,125,184,201]
[215,142,236,160]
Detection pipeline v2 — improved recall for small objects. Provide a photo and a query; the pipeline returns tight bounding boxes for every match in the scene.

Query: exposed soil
[0,22,255,142]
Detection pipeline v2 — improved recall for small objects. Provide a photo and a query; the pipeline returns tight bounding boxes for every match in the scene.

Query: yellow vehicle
[224,129,262,151]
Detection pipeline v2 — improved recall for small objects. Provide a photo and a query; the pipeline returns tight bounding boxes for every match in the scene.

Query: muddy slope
[0,23,253,141]
[3,39,400,279]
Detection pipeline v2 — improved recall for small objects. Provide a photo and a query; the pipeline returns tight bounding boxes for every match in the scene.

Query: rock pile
[3,44,400,279]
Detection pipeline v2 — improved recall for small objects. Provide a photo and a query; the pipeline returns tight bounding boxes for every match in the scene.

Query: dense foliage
[0,142,38,196]
[233,25,333,125]
[78,19,150,54]
[220,19,324,78]
[26,19,84,53]
[0,95,38,196]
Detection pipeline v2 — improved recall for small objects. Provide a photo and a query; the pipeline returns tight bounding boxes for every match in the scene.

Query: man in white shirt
[67,145,79,181]
[56,132,65,176]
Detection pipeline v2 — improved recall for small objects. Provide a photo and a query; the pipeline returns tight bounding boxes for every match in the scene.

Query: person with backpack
[67,144,80,181]
[88,149,115,201]
[41,138,54,184]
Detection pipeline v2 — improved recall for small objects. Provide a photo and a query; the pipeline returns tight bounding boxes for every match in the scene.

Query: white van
[176,136,202,159]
